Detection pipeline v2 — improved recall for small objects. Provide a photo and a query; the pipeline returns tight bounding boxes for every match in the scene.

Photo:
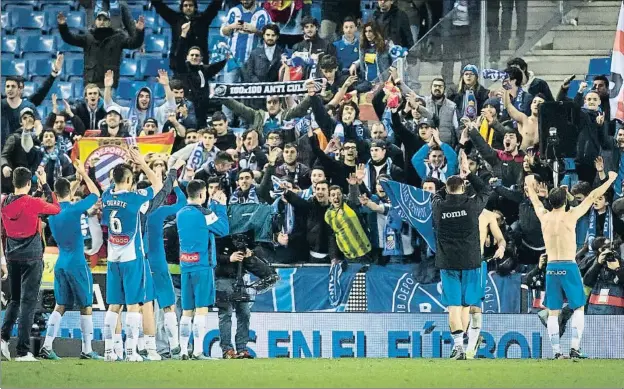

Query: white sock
[452,331,464,349]
[104,311,119,357]
[43,311,62,350]
[570,309,585,350]
[125,312,141,359]
[192,314,207,356]
[547,315,561,354]
[179,316,192,356]
[137,315,145,351]
[113,333,124,358]
[466,312,482,353]
[164,311,179,349]
[145,335,156,352]
[80,315,94,354]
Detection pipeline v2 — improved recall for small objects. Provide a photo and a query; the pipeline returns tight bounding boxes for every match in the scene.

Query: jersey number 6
[109,210,123,234]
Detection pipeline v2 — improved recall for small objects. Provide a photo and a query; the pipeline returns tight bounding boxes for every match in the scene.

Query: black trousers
[1,260,43,357]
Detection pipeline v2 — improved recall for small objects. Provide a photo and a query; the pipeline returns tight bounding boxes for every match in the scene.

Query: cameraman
[215,234,278,360]
[583,239,624,315]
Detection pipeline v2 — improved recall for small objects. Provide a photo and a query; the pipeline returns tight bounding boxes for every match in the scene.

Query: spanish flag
[72,132,174,187]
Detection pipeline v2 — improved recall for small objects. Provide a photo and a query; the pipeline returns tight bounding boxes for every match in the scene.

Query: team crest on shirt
[84,140,130,188]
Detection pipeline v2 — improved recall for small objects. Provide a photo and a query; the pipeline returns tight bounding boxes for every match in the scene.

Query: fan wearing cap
[99,105,130,137]
[139,118,160,137]
[412,119,458,184]
[1,108,42,190]
[370,122,404,169]
[57,11,144,89]
[447,65,490,120]
[292,16,336,66]
[472,97,507,150]
[362,140,404,194]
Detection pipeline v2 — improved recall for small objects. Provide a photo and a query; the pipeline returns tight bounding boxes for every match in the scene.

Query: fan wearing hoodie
[0,167,61,361]
[103,70,176,137]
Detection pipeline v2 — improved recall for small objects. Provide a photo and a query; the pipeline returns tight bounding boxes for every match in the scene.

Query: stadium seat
[140,57,168,78]
[144,34,167,53]
[5,4,34,14]
[73,80,84,99]
[2,0,37,9]
[143,13,159,32]
[28,57,55,77]
[1,58,27,76]
[64,11,86,31]
[310,6,321,22]
[57,37,84,53]
[22,81,38,97]
[120,58,140,78]
[150,82,165,99]
[36,105,48,120]
[1,36,19,55]
[588,57,611,77]
[41,1,75,9]
[20,36,57,54]
[210,11,227,28]
[43,5,71,19]
[10,11,46,31]
[567,80,582,99]
[116,78,135,100]
[64,56,84,78]
[45,81,73,100]
[1,13,10,30]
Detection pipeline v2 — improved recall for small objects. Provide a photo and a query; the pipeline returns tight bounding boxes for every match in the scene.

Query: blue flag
[380,180,436,253]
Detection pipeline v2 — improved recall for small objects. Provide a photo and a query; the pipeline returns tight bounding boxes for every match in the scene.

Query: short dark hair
[571,181,592,197]
[211,111,227,123]
[215,151,233,164]
[263,24,280,36]
[283,142,297,150]
[242,129,258,141]
[237,168,254,180]
[12,167,32,189]
[507,57,528,72]
[342,16,356,26]
[186,179,206,199]
[504,128,523,147]
[534,93,546,101]
[446,176,464,193]
[423,177,442,191]
[187,46,202,56]
[170,79,184,90]
[505,67,524,87]
[5,75,25,89]
[593,75,609,85]
[338,100,360,120]
[300,15,319,28]
[39,128,58,143]
[329,185,343,193]
[320,55,338,71]
[136,180,151,190]
[548,187,567,209]
[431,77,445,86]
[315,180,329,188]
[207,176,221,187]
[54,177,72,198]
[198,127,217,137]
[112,163,133,185]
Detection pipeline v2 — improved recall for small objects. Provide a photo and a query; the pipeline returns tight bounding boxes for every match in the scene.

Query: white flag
[610,1,624,121]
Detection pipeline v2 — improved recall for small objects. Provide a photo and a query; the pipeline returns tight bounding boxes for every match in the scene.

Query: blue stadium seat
[120,58,140,78]
[5,4,34,14]
[133,52,163,59]
[2,0,37,9]
[10,11,46,31]
[1,36,19,55]
[1,13,10,30]
[116,78,135,100]
[150,82,165,99]
[588,57,611,77]
[310,6,321,22]
[41,1,75,9]
[73,80,84,99]
[28,57,55,77]
[130,81,148,98]
[143,13,159,32]
[567,80,582,99]
[36,105,48,120]
[22,81,38,97]
[46,81,73,100]
[64,11,86,31]
[20,36,57,54]
[57,37,84,53]
[144,34,167,53]
[140,57,168,78]
[1,58,27,76]
[361,9,373,23]
[43,5,71,19]
[210,11,227,28]
[64,56,84,77]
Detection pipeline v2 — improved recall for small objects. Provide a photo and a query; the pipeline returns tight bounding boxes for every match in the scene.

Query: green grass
[2,359,624,388]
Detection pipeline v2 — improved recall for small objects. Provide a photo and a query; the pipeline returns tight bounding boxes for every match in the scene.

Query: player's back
[541,209,577,262]
[102,188,154,263]
[49,194,99,268]
[176,204,213,272]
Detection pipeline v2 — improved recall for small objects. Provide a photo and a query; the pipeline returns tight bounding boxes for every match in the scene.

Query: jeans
[216,278,251,353]
[1,260,44,357]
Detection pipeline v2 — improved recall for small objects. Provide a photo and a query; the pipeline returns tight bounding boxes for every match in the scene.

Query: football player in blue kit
[40,160,103,360]
[102,149,163,362]
[176,180,229,360]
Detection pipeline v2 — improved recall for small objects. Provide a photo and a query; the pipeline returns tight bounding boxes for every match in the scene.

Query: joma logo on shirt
[441,210,467,219]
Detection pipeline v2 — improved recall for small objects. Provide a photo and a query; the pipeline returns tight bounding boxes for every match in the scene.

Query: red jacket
[1,191,60,261]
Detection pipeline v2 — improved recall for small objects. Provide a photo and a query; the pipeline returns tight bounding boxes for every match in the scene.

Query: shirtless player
[503,90,545,151]
[525,172,617,359]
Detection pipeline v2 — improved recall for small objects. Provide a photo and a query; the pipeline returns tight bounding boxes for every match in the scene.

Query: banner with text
[209,79,324,99]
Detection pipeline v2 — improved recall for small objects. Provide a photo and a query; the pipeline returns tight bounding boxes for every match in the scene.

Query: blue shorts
[543,261,586,310]
[143,259,155,303]
[152,270,176,308]
[481,261,488,289]
[181,269,215,311]
[440,267,484,307]
[106,258,150,306]
[54,266,93,308]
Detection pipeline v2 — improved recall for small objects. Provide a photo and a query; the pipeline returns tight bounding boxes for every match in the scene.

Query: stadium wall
[28,312,624,359]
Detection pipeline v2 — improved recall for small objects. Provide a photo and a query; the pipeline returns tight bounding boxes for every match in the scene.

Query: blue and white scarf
[334,119,365,142]
[270,175,295,235]
[587,206,613,252]
[229,185,259,205]
[363,158,393,191]
[127,87,154,137]
[39,143,66,183]
[188,143,218,175]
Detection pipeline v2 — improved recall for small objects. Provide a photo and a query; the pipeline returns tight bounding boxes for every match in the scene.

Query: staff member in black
[432,151,491,360]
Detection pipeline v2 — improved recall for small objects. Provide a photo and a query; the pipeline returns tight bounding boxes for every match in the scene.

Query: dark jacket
[243,44,285,83]
[371,3,414,48]
[72,99,107,132]
[284,190,332,256]
[153,0,223,72]
[447,83,490,119]
[576,109,609,166]
[468,126,525,188]
[1,130,40,173]
[1,187,60,261]
[391,111,426,187]
[309,134,356,192]
[432,173,490,270]
[215,235,276,279]
[58,24,144,88]
[527,76,554,102]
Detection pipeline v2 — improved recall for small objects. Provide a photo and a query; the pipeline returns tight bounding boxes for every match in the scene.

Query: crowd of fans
[1,0,623,318]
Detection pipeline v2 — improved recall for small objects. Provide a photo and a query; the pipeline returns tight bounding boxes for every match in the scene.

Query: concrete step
[534,26,616,50]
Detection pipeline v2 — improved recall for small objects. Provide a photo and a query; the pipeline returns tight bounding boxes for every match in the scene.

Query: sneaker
[191,353,216,360]
[223,349,239,359]
[15,352,38,362]
[138,349,148,359]
[554,353,568,360]
[170,346,182,360]
[570,348,588,359]
[125,352,143,362]
[1,339,11,361]
[104,352,122,362]
[80,351,103,360]
[237,350,254,359]
[39,347,61,360]
[145,350,162,361]
[449,346,466,360]
[181,354,189,361]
